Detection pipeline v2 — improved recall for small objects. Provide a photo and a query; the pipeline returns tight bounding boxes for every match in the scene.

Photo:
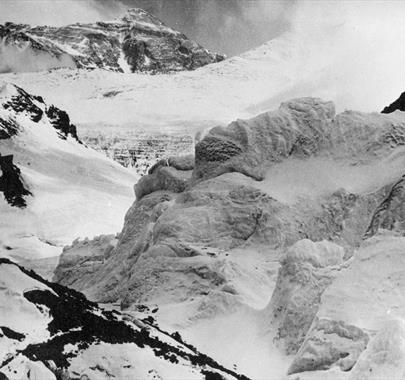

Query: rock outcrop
[0,8,224,74]
[0,82,80,141]
[382,92,405,114]
[0,154,31,208]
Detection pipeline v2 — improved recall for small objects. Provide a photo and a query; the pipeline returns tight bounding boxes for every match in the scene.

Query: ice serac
[0,8,225,74]
[54,97,405,303]
[194,98,335,181]
[265,239,346,354]
[52,97,405,377]
[0,82,138,266]
[288,232,405,375]
[0,259,250,380]
[53,234,117,288]
[348,319,405,380]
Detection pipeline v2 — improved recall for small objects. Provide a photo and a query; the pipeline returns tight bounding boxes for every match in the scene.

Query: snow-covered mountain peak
[0,8,224,74]
[119,8,172,31]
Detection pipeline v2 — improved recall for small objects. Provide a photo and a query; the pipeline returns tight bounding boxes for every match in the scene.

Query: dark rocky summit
[382,92,405,113]
[0,8,225,74]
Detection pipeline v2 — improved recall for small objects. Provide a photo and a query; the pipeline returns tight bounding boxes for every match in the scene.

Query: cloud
[0,0,125,26]
[0,42,76,73]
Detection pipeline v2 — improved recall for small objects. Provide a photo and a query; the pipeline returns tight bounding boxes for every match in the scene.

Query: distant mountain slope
[0,8,224,74]
[0,82,138,267]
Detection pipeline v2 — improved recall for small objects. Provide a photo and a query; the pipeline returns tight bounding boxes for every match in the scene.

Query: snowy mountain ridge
[0,82,138,271]
[0,8,224,74]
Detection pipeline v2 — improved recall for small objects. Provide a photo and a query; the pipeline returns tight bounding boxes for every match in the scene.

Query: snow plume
[0,41,76,73]
[283,0,405,112]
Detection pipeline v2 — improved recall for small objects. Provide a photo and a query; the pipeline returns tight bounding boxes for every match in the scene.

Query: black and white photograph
[1,0,405,379]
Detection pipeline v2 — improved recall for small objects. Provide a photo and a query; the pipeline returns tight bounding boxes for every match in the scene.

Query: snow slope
[0,83,138,267]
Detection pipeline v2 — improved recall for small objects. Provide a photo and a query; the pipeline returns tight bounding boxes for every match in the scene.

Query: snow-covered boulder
[0,8,224,74]
[265,239,346,354]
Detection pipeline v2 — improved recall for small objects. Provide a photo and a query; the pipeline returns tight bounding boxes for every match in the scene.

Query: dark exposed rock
[382,92,405,113]
[0,326,25,341]
[1,83,80,141]
[0,117,19,139]
[45,105,80,141]
[0,154,31,208]
[3,87,43,123]
[0,8,225,74]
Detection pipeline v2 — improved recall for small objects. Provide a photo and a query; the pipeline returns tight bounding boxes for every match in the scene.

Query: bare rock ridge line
[0,8,225,74]
[0,258,250,380]
[0,83,80,142]
[382,91,405,113]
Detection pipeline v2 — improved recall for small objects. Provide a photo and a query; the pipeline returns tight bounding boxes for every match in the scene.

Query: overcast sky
[1,0,405,59]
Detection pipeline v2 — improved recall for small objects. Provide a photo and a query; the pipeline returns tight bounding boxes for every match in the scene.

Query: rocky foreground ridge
[54,98,405,378]
[0,8,224,74]
[0,258,250,380]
